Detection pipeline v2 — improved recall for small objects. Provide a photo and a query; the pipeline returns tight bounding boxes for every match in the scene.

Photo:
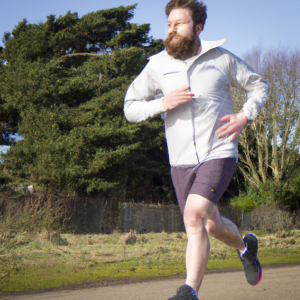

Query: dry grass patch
[118,230,138,245]
[0,230,300,293]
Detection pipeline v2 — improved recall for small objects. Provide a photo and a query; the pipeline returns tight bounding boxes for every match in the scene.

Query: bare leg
[184,194,245,295]
[205,206,245,250]
[184,194,214,294]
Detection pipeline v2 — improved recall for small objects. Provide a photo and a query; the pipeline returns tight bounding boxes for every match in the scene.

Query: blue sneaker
[238,233,262,286]
[168,284,198,300]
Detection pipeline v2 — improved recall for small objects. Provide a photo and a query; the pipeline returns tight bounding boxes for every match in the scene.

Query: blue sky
[1,0,300,57]
[0,0,299,152]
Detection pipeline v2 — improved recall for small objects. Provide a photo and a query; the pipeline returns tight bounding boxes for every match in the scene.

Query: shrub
[241,206,300,232]
[231,177,300,213]
[0,191,120,236]
[0,191,66,235]
[35,230,69,246]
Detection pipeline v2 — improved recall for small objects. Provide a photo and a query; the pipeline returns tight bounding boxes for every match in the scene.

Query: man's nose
[168,24,177,33]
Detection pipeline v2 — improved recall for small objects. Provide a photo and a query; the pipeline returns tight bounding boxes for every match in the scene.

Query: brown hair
[165,0,207,30]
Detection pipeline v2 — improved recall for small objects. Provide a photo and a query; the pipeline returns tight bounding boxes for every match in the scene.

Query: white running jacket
[124,39,269,167]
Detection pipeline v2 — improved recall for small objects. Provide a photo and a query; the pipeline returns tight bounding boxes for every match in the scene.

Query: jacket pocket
[163,71,184,76]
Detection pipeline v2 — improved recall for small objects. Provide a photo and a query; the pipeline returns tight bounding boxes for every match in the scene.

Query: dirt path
[1,265,300,300]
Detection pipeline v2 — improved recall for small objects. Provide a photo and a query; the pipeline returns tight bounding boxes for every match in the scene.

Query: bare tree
[232,46,300,186]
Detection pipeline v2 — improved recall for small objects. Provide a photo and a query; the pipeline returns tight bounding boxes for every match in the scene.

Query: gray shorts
[170,158,236,215]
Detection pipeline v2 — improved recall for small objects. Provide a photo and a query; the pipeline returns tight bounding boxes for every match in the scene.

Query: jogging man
[124,1,269,299]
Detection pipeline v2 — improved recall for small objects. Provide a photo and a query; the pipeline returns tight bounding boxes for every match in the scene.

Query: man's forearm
[124,96,165,123]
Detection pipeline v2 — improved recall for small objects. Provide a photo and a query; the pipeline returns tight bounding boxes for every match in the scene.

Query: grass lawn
[0,229,300,293]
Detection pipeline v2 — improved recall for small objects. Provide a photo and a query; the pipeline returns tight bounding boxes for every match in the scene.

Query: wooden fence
[120,203,185,233]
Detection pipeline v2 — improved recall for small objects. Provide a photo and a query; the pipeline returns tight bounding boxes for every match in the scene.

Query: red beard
[163,30,197,60]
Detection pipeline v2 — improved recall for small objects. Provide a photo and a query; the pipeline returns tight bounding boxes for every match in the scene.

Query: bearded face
[163,29,197,60]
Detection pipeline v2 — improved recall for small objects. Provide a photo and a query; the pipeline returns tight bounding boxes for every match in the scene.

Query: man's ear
[196,24,203,35]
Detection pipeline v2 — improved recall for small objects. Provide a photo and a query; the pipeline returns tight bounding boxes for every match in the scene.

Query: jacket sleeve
[124,61,166,123]
[227,51,270,122]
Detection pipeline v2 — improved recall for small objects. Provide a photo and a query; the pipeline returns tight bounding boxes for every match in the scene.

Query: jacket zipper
[187,72,200,165]
[191,104,200,164]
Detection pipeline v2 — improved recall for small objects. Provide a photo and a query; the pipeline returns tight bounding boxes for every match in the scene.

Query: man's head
[163,0,207,60]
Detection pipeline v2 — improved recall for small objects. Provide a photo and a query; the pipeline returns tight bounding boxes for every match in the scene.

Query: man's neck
[194,37,201,56]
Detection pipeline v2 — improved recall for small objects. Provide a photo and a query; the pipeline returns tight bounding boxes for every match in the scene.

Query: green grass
[0,230,300,293]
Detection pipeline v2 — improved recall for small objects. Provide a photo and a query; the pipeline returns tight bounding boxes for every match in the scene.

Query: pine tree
[0,5,173,202]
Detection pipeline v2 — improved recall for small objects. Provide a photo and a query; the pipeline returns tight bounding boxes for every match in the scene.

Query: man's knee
[184,213,202,228]
[183,194,215,228]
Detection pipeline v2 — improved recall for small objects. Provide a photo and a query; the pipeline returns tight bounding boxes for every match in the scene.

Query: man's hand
[215,112,248,142]
[162,85,194,111]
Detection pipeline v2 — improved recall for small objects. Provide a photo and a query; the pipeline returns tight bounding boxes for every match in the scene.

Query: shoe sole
[253,258,262,286]
[248,232,262,285]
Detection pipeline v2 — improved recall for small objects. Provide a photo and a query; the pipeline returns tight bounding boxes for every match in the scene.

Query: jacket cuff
[159,97,167,113]
[241,108,253,124]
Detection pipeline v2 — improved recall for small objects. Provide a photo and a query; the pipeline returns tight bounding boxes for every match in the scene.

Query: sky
[0,0,299,152]
[0,0,300,57]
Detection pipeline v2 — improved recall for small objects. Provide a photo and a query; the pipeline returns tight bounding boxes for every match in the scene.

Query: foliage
[0,5,171,202]
[231,45,300,210]
[231,169,300,212]
[0,48,19,146]
[0,191,68,235]
[1,6,142,62]
[232,46,300,188]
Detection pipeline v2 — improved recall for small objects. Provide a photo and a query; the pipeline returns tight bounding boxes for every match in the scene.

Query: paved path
[1,265,300,300]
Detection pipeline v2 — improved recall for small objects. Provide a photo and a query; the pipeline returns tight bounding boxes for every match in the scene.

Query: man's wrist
[240,109,253,124]
[238,111,249,127]
[162,97,168,111]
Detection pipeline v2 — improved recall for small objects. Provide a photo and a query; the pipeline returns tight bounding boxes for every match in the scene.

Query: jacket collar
[199,39,226,57]
[149,38,226,63]
[180,38,226,68]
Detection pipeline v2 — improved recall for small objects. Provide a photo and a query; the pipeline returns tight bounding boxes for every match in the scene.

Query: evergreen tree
[0,44,19,146]
[0,6,173,203]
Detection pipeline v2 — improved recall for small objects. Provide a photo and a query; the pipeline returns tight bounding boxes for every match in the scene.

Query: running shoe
[238,233,262,286]
[168,284,198,300]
